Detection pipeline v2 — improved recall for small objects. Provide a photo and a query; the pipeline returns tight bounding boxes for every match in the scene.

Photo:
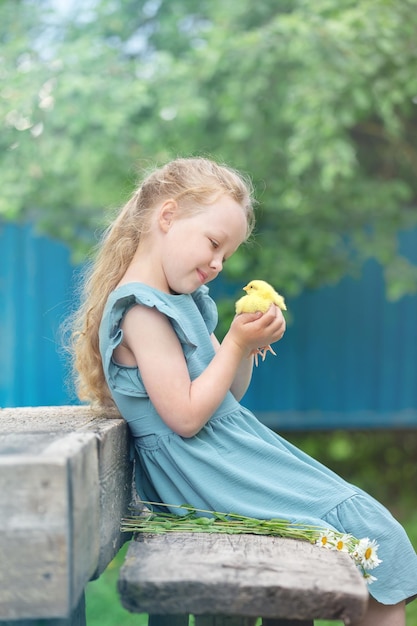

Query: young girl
[72,157,417,625]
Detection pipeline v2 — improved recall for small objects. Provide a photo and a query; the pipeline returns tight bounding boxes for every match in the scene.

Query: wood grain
[0,406,132,620]
[119,532,368,623]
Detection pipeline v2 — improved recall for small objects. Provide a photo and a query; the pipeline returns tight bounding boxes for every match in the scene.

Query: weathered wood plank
[0,431,98,620]
[148,616,311,625]
[118,532,368,623]
[0,591,86,626]
[78,414,133,578]
[0,406,133,621]
[195,617,314,625]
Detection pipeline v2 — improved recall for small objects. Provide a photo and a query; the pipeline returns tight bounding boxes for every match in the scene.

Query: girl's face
[160,194,248,294]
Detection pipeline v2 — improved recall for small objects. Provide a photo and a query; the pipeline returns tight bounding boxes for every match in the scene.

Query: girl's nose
[210,256,223,272]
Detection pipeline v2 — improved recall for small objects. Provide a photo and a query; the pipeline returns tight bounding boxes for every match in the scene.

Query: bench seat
[118,531,369,625]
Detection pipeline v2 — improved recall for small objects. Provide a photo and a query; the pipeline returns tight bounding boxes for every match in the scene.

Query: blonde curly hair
[70,156,255,407]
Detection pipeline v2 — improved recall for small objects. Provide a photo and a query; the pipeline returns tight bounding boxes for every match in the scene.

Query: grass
[86,543,143,626]
[86,430,417,626]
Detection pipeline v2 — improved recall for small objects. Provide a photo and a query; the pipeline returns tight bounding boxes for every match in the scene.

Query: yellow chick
[235,279,287,315]
[235,279,287,365]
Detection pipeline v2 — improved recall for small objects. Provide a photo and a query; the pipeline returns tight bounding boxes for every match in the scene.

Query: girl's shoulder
[102,282,218,334]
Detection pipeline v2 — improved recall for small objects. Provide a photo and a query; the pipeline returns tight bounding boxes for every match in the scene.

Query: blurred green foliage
[1,0,417,297]
[287,429,417,524]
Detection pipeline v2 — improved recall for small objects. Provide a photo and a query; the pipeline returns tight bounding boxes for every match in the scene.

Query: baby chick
[235,279,287,315]
[235,279,287,365]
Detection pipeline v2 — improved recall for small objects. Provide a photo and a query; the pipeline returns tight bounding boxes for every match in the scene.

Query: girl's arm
[120,303,285,438]
[210,333,254,401]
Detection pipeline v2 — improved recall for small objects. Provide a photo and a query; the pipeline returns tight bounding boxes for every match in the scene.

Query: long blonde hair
[71,156,255,406]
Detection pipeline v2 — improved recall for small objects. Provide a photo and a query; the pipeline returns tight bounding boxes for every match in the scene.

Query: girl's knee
[350,597,405,626]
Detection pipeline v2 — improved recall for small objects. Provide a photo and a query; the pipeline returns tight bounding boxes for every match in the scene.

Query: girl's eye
[210,239,219,249]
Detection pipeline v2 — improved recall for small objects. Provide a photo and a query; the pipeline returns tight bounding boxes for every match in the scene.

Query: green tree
[1,0,417,296]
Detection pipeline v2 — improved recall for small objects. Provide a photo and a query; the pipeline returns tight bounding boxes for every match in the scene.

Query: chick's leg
[251,345,277,366]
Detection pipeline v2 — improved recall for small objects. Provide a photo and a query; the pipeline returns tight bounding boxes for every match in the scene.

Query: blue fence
[244,258,417,429]
[1,222,417,429]
[0,223,76,407]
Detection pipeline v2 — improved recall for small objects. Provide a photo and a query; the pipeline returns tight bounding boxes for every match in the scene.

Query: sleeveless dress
[99,282,417,605]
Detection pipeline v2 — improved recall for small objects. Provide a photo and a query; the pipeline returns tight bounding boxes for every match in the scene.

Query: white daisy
[317,529,337,549]
[334,533,353,553]
[355,538,382,570]
[362,571,378,584]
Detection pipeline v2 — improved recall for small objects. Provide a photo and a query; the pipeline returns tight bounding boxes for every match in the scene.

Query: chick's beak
[243,284,250,293]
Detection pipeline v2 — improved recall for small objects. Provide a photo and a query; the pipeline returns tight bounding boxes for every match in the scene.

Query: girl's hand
[227,304,286,358]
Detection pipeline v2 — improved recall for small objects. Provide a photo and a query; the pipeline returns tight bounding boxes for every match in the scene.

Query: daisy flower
[316,529,337,549]
[355,538,382,570]
[334,533,353,553]
[363,572,378,584]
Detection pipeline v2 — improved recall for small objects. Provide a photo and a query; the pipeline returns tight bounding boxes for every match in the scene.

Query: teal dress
[99,283,417,605]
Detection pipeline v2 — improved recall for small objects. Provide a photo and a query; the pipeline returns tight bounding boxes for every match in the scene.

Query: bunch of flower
[316,529,382,583]
[121,501,382,584]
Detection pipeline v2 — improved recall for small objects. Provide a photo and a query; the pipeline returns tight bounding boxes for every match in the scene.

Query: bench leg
[194,617,257,625]
[148,616,189,626]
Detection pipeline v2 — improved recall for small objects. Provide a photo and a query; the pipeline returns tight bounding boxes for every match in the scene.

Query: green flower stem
[121,501,330,542]
[120,501,381,584]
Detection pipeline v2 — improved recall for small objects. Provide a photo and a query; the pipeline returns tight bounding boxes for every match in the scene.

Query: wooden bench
[0,405,132,626]
[0,406,369,626]
[119,531,368,625]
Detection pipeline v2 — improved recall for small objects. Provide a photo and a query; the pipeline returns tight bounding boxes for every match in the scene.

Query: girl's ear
[158,199,178,232]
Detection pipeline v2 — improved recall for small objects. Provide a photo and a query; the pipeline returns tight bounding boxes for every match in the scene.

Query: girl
[71,157,417,625]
